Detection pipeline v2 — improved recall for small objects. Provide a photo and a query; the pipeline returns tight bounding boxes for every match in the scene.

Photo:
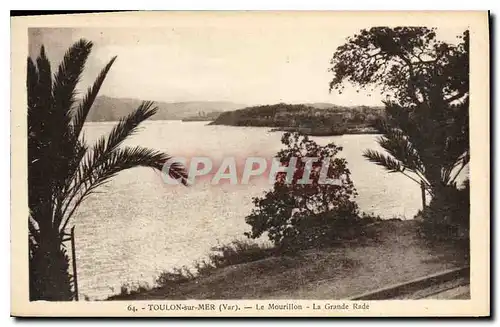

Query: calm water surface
[74,121,421,299]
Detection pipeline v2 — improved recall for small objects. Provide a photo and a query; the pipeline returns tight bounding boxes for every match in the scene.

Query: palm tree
[28,39,187,301]
[363,91,469,201]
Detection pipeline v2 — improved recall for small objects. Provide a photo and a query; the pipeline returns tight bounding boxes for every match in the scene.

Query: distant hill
[84,96,246,122]
[210,103,385,136]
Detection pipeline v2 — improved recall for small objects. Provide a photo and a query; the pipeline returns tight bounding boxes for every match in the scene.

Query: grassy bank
[107,220,468,300]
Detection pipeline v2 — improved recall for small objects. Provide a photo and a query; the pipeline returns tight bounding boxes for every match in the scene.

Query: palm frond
[52,139,89,229]
[28,46,53,147]
[27,57,39,112]
[92,146,188,188]
[29,40,188,241]
[60,146,188,232]
[27,46,56,230]
[59,102,181,231]
[95,101,158,158]
[38,40,93,204]
[363,149,426,187]
[52,39,93,138]
[363,149,402,172]
[70,101,158,197]
[377,133,421,172]
[27,57,39,154]
[72,56,117,139]
[36,46,52,105]
[54,56,118,223]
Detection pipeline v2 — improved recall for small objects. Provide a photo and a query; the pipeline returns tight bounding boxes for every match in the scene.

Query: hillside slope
[84,96,246,121]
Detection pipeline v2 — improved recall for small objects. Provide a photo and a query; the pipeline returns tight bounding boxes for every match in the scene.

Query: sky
[28,21,465,107]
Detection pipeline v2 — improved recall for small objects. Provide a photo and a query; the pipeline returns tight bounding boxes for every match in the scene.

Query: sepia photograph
[10,11,489,317]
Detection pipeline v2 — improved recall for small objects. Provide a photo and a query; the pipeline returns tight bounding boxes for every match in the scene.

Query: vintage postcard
[11,11,489,317]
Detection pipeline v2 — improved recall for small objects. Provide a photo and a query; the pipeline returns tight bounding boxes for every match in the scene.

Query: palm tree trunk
[29,227,73,301]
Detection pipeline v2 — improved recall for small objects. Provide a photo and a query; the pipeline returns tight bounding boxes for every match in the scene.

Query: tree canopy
[329,27,469,107]
[329,26,470,234]
[245,132,359,250]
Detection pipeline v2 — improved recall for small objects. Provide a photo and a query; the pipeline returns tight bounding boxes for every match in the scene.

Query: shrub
[418,180,470,243]
[207,240,275,268]
[155,266,195,287]
[119,283,130,296]
[193,260,216,277]
[359,212,384,224]
[245,132,361,250]
[156,240,275,287]
[119,281,152,296]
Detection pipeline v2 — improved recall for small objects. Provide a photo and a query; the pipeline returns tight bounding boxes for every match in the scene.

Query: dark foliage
[211,103,384,135]
[364,96,469,197]
[329,27,469,233]
[155,267,195,287]
[329,27,469,107]
[204,240,275,270]
[419,180,470,243]
[29,241,74,301]
[154,240,275,288]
